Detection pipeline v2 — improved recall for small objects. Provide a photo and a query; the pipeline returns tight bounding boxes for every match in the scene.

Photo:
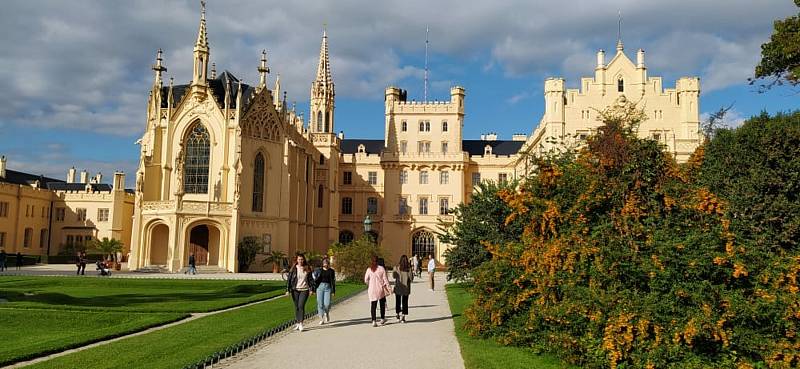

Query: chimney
[0,155,6,178]
[596,49,605,68]
[338,131,344,140]
[67,167,76,183]
[113,171,125,191]
[79,169,89,184]
[637,49,645,68]
[95,172,103,184]
[512,133,527,141]
[485,133,498,141]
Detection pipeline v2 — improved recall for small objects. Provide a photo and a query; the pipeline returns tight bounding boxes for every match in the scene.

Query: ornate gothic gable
[240,89,285,143]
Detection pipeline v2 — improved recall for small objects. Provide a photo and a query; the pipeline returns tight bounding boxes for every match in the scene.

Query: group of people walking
[286,252,437,331]
[0,250,25,271]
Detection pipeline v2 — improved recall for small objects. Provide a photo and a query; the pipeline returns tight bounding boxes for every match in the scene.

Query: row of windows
[23,205,49,218]
[65,234,93,247]
[344,171,509,186]
[341,196,450,216]
[15,228,48,249]
[399,120,448,133]
[398,141,448,154]
[400,170,449,185]
[52,207,109,223]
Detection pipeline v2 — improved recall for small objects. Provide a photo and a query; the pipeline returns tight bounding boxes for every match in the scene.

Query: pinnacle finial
[195,1,209,49]
[152,48,167,84]
[616,11,624,52]
[314,28,332,85]
[258,49,270,88]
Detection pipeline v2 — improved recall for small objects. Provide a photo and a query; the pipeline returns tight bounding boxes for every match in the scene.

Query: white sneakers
[298,323,304,332]
[319,319,325,326]
[372,321,378,327]
[380,318,387,326]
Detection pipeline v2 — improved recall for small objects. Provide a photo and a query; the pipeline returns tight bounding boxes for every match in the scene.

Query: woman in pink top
[364,256,390,327]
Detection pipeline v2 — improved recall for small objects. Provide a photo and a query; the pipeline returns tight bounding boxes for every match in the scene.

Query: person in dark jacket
[185,253,197,275]
[314,257,336,325]
[286,253,315,332]
[0,249,7,272]
[15,252,24,270]
[393,255,413,323]
[76,251,87,275]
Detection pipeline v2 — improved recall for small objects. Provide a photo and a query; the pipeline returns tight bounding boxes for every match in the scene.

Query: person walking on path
[76,251,87,275]
[427,253,436,291]
[0,249,7,272]
[393,255,413,323]
[186,253,197,275]
[286,253,315,332]
[364,255,391,327]
[15,251,24,271]
[314,257,336,325]
[411,254,420,278]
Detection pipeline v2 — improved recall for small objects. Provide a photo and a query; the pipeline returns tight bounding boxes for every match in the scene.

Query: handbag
[383,284,393,297]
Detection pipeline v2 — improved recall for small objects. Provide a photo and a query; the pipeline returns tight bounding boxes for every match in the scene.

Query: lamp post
[363,215,372,233]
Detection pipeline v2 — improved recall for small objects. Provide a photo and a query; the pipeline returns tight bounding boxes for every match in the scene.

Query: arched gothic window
[412,230,435,258]
[316,111,323,132]
[617,77,624,92]
[252,152,265,212]
[317,185,324,208]
[339,230,354,244]
[184,123,211,194]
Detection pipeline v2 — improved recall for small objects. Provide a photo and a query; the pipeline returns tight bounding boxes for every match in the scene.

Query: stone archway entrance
[149,224,169,265]
[186,223,221,267]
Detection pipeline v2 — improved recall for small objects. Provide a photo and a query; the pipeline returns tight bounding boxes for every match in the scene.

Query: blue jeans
[316,283,332,318]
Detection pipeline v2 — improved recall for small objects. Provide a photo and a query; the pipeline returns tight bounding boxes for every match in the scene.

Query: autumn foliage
[464,106,800,368]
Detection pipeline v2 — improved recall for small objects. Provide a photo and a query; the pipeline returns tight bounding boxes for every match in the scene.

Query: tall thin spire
[196,1,208,49]
[258,49,270,89]
[191,0,210,88]
[151,48,167,86]
[616,11,624,52]
[315,28,332,85]
[424,25,429,102]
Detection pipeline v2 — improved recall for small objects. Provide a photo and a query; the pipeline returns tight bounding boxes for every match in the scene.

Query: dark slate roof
[0,169,64,187]
[462,140,524,156]
[340,139,385,154]
[161,70,256,110]
[46,183,113,192]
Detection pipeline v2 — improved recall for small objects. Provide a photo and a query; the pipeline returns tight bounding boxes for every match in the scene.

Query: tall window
[76,208,87,221]
[339,230,354,244]
[442,121,448,132]
[316,111,323,132]
[412,230,435,257]
[341,197,353,214]
[419,121,425,131]
[419,171,429,184]
[0,232,5,247]
[368,171,378,185]
[418,197,428,215]
[401,120,407,132]
[343,171,352,185]
[441,142,448,153]
[0,202,7,217]
[425,121,431,131]
[252,153,265,212]
[471,172,481,187]
[617,78,624,92]
[440,171,449,185]
[498,173,508,183]
[399,170,408,184]
[439,198,450,215]
[184,123,211,194]
[97,208,109,222]
[39,229,47,248]
[55,207,65,221]
[317,185,324,208]
[399,141,407,154]
[23,228,32,248]
[399,197,408,214]
[418,141,431,153]
[367,197,378,215]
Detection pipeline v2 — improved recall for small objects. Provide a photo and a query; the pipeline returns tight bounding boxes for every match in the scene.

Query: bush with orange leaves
[464,106,800,368]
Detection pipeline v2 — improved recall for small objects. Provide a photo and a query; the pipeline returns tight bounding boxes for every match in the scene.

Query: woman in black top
[314,257,336,324]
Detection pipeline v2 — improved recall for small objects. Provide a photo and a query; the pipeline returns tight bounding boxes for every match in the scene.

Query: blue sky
[0,1,798,185]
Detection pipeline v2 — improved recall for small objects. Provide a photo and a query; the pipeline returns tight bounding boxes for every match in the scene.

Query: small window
[440,171,449,185]
[652,133,661,141]
[317,185,324,208]
[418,197,428,215]
[339,230,354,244]
[343,171,352,185]
[441,142,448,153]
[484,145,492,155]
[439,198,450,215]
[76,208,87,222]
[56,208,65,222]
[399,141,407,154]
[401,121,407,132]
[418,141,431,153]
[367,197,378,215]
[472,172,481,187]
[419,122,425,131]
[442,121,448,132]
[0,202,8,217]
[341,197,353,215]
[319,155,325,165]
[425,121,431,131]
[0,232,5,247]
[368,171,378,185]
[499,173,508,183]
[23,228,33,248]
[39,229,47,248]
[419,171,429,184]
[357,144,366,153]
[97,208,110,222]
[617,78,624,92]
[579,133,588,141]
[399,170,408,184]
[399,197,408,215]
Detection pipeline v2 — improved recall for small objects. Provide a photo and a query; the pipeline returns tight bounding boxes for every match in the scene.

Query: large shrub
[330,236,384,282]
[440,180,527,281]
[465,101,799,368]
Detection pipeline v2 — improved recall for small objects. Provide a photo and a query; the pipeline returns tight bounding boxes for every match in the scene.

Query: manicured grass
[446,283,572,369]
[0,309,185,366]
[27,283,365,369]
[0,277,286,312]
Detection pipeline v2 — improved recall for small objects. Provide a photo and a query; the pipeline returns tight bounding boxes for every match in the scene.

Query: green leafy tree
[237,237,262,272]
[439,180,527,281]
[261,250,286,273]
[751,0,800,90]
[91,237,123,261]
[330,236,384,282]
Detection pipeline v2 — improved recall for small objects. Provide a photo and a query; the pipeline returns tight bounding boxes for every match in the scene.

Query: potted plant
[262,250,287,273]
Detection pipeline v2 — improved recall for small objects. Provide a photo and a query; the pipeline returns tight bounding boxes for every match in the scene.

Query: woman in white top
[287,253,315,332]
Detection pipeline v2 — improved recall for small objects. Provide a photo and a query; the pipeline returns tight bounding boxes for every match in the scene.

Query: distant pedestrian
[411,254,420,278]
[186,253,197,275]
[0,249,7,272]
[15,252,23,270]
[76,251,87,275]
[427,253,436,291]
[287,253,315,332]
[365,256,391,327]
[314,257,336,325]
[393,255,413,323]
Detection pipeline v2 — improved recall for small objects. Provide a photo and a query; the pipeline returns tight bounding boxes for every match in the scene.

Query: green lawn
[0,277,290,366]
[0,309,185,366]
[27,283,365,369]
[0,276,285,312]
[446,283,572,369]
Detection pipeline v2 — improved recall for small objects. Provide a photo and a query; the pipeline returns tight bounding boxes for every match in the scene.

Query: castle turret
[310,29,335,133]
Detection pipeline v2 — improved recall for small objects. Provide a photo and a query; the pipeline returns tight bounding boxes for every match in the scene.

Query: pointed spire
[314,28,332,85]
[196,1,209,50]
[168,77,175,108]
[274,73,281,101]
[151,48,167,85]
[258,49,270,88]
[616,11,624,52]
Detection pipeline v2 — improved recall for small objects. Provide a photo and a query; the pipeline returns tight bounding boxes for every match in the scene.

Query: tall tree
[752,0,800,90]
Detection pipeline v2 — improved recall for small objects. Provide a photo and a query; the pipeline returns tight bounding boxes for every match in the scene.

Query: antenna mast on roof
[424,25,429,102]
